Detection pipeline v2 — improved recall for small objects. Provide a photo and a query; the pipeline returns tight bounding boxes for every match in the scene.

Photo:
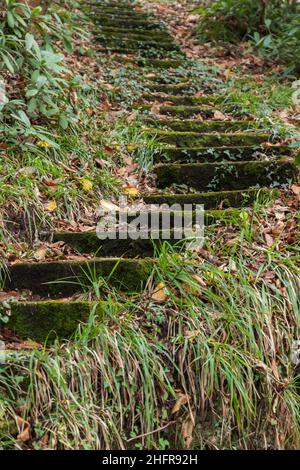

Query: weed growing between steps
[0,230,299,450]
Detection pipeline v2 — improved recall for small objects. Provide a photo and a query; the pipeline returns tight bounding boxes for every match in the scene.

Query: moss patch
[146,119,260,132]
[142,93,219,105]
[153,145,290,163]
[5,301,117,342]
[155,159,297,191]
[144,188,279,209]
[6,259,153,297]
[151,131,271,147]
[159,105,216,117]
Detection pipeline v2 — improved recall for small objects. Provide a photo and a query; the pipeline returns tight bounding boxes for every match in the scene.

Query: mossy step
[94,18,164,29]
[92,8,151,18]
[96,37,179,52]
[114,57,185,69]
[151,131,271,148]
[144,188,278,209]
[145,81,192,94]
[51,210,238,255]
[96,28,173,43]
[153,145,290,163]
[144,119,261,133]
[5,301,119,342]
[155,159,297,192]
[159,105,216,118]
[6,259,153,297]
[142,93,218,105]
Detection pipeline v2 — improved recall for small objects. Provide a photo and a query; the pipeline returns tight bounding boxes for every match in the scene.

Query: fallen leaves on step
[34,246,47,261]
[99,199,120,212]
[151,282,167,302]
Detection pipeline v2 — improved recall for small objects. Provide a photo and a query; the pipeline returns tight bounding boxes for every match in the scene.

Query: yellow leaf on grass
[45,200,57,212]
[80,178,93,192]
[151,282,167,302]
[123,186,139,198]
[37,140,52,149]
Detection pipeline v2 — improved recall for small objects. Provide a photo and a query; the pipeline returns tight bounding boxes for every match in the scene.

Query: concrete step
[155,159,297,191]
[152,145,290,163]
[6,259,153,297]
[144,188,279,209]
[151,131,271,147]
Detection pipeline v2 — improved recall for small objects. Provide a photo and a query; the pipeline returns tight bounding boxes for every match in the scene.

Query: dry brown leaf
[151,282,167,302]
[265,233,274,247]
[172,392,190,414]
[213,110,227,120]
[15,416,30,443]
[100,199,120,212]
[181,415,195,449]
[291,184,300,196]
[34,247,47,261]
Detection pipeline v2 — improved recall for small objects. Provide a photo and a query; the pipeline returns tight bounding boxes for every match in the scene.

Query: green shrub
[194,0,300,67]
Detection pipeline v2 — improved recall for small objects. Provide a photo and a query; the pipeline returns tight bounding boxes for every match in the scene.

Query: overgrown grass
[1,229,299,449]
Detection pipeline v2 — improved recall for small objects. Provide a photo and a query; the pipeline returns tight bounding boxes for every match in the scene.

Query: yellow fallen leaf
[151,282,167,302]
[37,140,52,148]
[123,186,139,198]
[80,178,93,192]
[45,200,57,212]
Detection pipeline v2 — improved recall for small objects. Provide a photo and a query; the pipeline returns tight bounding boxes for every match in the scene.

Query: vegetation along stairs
[1,0,297,342]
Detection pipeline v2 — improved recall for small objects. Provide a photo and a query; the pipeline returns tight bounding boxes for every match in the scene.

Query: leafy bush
[194,0,300,67]
[0,0,81,149]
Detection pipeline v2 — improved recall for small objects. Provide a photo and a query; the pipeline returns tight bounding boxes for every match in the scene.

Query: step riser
[152,132,270,148]
[7,302,111,342]
[144,189,279,209]
[51,211,237,255]
[155,160,297,192]
[145,119,261,132]
[6,260,152,297]
[159,106,216,117]
[142,93,217,105]
[153,146,289,163]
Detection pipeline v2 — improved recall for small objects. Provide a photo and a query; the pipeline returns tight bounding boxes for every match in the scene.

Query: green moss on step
[155,159,297,191]
[151,131,271,147]
[6,259,153,297]
[0,419,18,440]
[160,105,215,117]
[145,119,260,133]
[142,93,219,105]
[6,301,116,342]
[97,27,173,42]
[115,57,185,69]
[144,188,279,209]
[94,17,163,29]
[153,145,290,163]
[145,82,191,95]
